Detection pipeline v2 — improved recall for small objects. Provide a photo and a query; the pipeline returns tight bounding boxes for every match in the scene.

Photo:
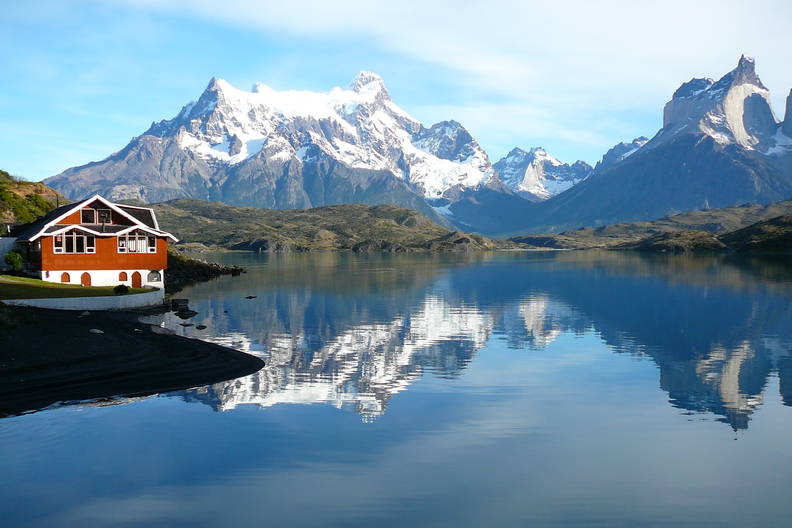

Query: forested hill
[1,170,64,232]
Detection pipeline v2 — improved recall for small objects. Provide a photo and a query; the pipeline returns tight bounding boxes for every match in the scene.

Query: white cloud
[109,0,792,163]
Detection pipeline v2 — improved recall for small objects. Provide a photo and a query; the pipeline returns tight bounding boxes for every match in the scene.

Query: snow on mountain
[493,147,592,200]
[147,72,492,199]
[593,136,649,172]
[768,89,792,156]
[657,55,778,150]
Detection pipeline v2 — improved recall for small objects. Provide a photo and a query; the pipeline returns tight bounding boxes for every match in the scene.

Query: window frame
[97,209,113,224]
[53,231,96,254]
[118,231,155,254]
[81,209,96,224]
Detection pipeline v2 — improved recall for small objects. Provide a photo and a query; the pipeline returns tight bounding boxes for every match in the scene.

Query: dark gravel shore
[0,305,264,417]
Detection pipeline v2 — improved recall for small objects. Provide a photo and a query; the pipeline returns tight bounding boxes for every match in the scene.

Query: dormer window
[98,209,112,224]
[80,208,113,224]
[81,209,95,223]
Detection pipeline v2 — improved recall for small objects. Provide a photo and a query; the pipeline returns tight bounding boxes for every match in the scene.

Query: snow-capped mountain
[593,137,649,173]
[163,72,493,198]
[493,147,592,200]
[508,56,792,234]
[44,72,499,226]
[43,57,792,237]
[657,55,778,150]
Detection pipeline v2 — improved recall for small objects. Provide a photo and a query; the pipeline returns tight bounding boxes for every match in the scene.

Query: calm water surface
[3,251,792,527]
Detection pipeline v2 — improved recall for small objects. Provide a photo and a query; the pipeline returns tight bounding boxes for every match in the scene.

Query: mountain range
[44,56,792,236]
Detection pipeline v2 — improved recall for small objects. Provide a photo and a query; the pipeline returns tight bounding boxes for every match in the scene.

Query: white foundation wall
[2,288,165,310]
[41,268,166,289]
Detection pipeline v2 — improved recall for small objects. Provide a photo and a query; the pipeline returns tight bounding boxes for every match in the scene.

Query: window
[118,231,155,253]
[81,208,113,224]
[97,209,112,224]
[81,209,96,223]
[119,271,128,281]
[53,231,95,254]
[147,270,161,282]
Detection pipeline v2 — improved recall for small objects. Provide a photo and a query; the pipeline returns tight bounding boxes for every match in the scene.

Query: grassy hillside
[511,200,792,249]
[149,199,507,252]
[718,215,792,252]
[0,169,64,231]
[615,216,792,253]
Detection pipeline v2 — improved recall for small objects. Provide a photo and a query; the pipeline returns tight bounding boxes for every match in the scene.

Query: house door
[131,271,142,288]
[80,272,91,287]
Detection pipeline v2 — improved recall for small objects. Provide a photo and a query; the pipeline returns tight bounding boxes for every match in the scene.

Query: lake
[3,250,792,527]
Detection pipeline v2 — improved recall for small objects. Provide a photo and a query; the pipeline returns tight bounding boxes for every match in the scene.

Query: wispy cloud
[109,0,792,162]
[3,0,792,177]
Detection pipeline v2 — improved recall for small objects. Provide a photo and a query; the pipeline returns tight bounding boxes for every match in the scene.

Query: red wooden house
[10,195,177,288]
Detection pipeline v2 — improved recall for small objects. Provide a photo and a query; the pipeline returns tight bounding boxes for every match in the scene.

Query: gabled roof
[10,203,77,241]
[117,204,159,229]
[12,195,177,242]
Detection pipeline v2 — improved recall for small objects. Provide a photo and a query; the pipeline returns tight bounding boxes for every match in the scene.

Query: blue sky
[2,0,792,181]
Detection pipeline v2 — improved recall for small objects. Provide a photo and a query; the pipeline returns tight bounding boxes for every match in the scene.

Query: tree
[4,250,23,272]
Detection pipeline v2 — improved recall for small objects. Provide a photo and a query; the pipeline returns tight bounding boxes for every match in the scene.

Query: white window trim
[53,231,96,254]
[81,209,97,224]
[97,208,113,224]
[117,231,156,254]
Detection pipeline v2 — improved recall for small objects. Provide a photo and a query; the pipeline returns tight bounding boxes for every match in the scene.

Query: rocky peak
[349,71,390,101]
[783,89,792,138]
[660,56,776,149]
[731,55,766,89]
[412,120,486,165]
[594,136,649,172]
[493,146,591,200]
[501,147,530,163]
[673,78,714,99]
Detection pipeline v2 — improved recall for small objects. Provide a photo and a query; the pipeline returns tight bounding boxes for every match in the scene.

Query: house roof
[10,203,77,240]
[117,205,158,229]
[11,195,177,242]
[43,224,130,234]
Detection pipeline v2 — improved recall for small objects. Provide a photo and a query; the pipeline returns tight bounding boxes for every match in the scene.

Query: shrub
[4,250,23,272]
[113,284,130,295]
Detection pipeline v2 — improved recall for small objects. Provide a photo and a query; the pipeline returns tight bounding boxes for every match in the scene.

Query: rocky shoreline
[165,251,245,294]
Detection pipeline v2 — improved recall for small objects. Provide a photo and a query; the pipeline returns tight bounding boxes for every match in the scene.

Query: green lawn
[0,275,152,300]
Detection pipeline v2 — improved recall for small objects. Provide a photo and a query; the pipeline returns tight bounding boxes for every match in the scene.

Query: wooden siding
[40,236,168,271]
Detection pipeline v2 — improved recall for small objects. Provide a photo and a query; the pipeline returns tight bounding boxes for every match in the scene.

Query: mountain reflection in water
[146,251,792,430]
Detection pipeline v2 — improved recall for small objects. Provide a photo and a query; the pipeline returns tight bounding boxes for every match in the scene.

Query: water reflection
[146,251,792,430]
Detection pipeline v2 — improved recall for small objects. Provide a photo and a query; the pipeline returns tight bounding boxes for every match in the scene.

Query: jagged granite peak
[659,55,777,149]
[493,147,592,201]
[412,120,490,169]
[729,54,767,89]
[673,78,714,99]
[349,70,389,96]
[783,89,792,138]
[594,136,650,172]
[45,72,497,216]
